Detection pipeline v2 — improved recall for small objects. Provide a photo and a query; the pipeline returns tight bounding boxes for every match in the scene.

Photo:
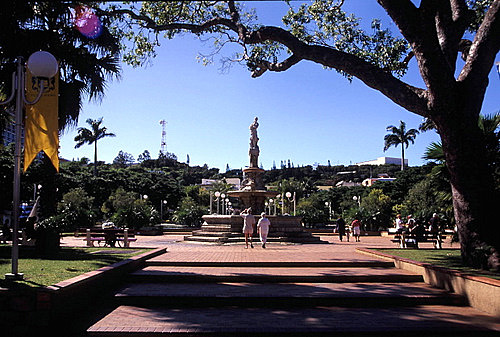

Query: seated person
[410,220,426,240]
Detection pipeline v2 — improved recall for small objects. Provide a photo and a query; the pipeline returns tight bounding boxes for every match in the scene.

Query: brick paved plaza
[56,234,500,336]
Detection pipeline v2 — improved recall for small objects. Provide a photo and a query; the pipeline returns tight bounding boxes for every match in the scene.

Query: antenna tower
[159,119,167,155]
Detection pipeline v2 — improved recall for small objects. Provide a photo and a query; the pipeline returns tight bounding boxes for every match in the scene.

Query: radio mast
[159,119,167,155]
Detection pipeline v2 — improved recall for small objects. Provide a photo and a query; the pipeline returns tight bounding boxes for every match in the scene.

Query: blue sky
[58,1,499,171]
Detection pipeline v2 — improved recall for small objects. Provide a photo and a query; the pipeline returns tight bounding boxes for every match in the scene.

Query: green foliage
[74,117,116,175]
[282,0,409,77]
[360,188,392,230]
[113,150,135,168]
[297,193,329,227]
[0,3,121,132]
[104,187,159,229]
[55,188,96,231]
[172,196,207,227]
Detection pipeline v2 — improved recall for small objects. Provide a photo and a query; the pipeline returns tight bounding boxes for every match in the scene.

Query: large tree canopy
[101,0,500,269]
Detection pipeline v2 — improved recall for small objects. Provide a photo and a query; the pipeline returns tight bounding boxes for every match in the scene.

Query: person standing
[428,213,441,233]
[351,217,362,242]
[336,216,348,242]
[395,214,404,233]
[257,212,271,248]
[241,208,255,248]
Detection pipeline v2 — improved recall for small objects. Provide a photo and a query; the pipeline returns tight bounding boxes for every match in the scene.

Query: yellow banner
[24,70,59,172]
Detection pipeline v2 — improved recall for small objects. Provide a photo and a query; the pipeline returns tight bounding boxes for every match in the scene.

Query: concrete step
[183,236,224,243]
[199,224,238,230]
[183,236,298,243]
[191,230,240,237]
[145,260,396,268]
[128,266,424,283]
[114,282,467,307]
[87,304,499,336]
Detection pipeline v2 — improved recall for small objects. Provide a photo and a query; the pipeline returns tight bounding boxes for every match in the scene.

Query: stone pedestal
[184,215,326,244]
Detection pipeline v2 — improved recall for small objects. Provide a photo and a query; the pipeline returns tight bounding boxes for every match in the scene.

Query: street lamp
[285,191,296,216]
[325,201,332,220]
[353,195,361,207]
[276,194,283,215]
[214,191,221,214]
[160,200,167,222]
[269,198,274,215]
[1,51,58,281]
[220,193,226,215]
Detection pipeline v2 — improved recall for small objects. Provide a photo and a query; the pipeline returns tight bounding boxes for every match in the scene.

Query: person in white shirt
[257,212,271,248]
[395,214,404,233]
[240,208,255,248]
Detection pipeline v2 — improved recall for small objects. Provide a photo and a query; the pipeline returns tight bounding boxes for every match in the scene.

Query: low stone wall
[0,247,166,335]
[357,248,500,317]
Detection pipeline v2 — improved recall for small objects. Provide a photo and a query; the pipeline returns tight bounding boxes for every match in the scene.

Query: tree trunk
[94,141,98,176]
[437,110,500,271]
[401,145,405,171]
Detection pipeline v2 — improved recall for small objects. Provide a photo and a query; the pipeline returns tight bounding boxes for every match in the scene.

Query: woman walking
[351,217,362,242]
[257,212,271,248]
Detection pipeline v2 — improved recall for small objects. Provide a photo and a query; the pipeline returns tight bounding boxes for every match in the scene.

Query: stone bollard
[124,228,129,248]
[86,228,92,247]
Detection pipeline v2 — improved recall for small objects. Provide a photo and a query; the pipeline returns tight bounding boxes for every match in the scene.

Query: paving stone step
[87,304,500,336]
[145,260,396,268]
[191,231,240,237]
[128,266,424,283]
[183,236,303,243]
[114,282,467,307]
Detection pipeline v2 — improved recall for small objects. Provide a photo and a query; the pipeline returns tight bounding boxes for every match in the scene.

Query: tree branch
[376,0,420,44]
[378,0,458,107]
[106,8,239,33]
[251,54,301,78]
[459,0,500,84]
[106,3,428,116]
[300,45,428,116]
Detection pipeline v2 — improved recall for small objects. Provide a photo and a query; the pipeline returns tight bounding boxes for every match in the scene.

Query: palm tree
[424,112,500,185]
[74,118,115,175]
[0,3,121,133]
[384,120,419,171]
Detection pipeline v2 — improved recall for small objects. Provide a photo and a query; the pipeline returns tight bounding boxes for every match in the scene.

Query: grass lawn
[375,248,500,280]
[0,244,151,288]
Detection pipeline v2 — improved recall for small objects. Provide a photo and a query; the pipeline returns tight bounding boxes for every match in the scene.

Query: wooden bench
[80,228,137,247]
[391,232,447,249]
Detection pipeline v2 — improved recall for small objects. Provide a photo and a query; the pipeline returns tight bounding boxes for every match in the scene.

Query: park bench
[79,228,137,248]
[391,231,447,249]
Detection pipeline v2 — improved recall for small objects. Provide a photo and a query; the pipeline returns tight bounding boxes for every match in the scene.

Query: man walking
[336,216,348,242]
[241,208,255,248]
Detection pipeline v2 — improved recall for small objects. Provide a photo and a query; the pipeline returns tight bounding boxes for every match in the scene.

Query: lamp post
[325,201,332,220]
[220,193,226,215]
[353,195,361,207]
[160,200,167,222]
[285,191,296,216]
[1,51,58,281]
[276,194,282,215]
[214,191,221,214]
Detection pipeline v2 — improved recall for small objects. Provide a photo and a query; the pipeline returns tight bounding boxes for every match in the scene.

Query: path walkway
[62,234,499,336]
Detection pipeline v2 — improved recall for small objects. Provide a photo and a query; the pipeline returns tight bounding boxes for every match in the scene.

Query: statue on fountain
[249,117,259,168]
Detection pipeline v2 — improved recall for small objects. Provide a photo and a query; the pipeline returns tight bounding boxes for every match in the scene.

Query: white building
[356,156,408,166]
[201,178,241,190]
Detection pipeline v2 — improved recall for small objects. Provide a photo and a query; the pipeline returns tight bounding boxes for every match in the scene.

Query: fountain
[184,117,325,244]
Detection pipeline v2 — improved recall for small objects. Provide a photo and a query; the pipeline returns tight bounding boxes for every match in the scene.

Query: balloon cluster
[73,5,102,39]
